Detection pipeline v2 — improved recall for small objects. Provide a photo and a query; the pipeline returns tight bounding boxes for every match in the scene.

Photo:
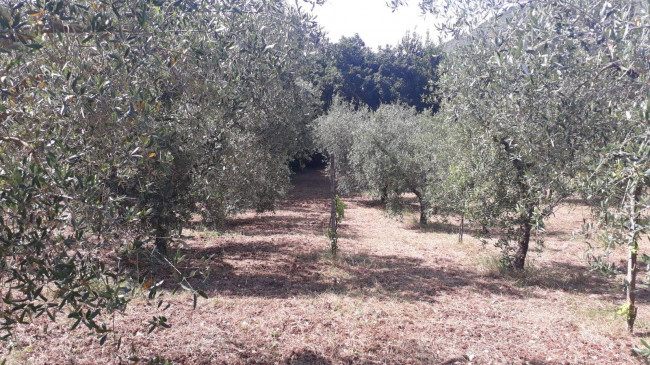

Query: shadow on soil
[285,349,331,365]
[137,169,623,305]
[226,214,327,236]
[141,238,536,303]
[493,261,620,298]
[198,251,528,301]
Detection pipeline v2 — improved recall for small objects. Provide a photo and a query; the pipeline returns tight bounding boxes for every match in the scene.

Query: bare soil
[3,168,648,364]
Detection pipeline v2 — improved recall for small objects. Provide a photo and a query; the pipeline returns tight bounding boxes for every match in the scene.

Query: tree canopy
[314,32,440,112]
[407,0,650,330]
[1,0,322,342]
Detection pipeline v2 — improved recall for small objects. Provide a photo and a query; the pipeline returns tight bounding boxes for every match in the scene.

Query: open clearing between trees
[5,168,648,364]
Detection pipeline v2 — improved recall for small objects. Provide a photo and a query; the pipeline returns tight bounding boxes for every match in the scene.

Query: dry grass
[2,169,648,364]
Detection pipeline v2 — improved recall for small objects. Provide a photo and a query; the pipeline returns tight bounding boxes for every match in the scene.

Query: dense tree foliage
[348,104,432,224]
[313,32,440,111]
[401,0,649,330]
[0,0,321,344]
[313,101,448,225]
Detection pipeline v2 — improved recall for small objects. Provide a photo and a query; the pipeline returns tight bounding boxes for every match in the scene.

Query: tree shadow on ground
[489,261,620,298]
[222,215,361,241]
[409,219,489,239]
[285,349,331,365]
[126,168,621,305]
[351,196,481,238]
[145,241,538,303]
[225,214,328,236]
[353,197,385,209]
[123,237,623,310]
[539,229,575,239]
[286,168,333,201]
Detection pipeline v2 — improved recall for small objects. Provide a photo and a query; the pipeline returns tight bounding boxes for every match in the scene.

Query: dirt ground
[3,168,649,364]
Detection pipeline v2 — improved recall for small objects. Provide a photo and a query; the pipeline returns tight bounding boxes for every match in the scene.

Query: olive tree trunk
[380,186,388,204]
[459,212,465,243]
[413,190,428,226]
[627,245,638,333]
[501,138,535,270]
[155,225,168,256]
[626,185,643,333]
[329,153,337,234]
[328,153,339,256]
[512,207,534,271]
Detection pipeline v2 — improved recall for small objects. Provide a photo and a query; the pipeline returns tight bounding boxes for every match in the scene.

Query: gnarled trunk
[512,207,534,271]
[155,225,168,256]
[626,185,643,333]
[413,190,428,226]
[380,186,388,204]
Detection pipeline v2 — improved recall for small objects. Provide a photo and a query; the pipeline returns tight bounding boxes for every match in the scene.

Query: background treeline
[313,33,440,111]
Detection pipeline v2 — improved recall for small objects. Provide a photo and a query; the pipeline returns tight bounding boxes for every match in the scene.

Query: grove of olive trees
[317,0,649,333]
[2,0,650,362]
[404,0,650,332]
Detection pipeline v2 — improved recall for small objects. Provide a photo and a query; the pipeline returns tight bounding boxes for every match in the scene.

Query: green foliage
[617,303,633,320]
[311,98,369,192]
[313,100,437,224]
[314,33,440,111]
[4,0,648,352]
[0,148,130,340]
[402,0,650,328]
[585,133,650,254]
[633,339,650,363]
[324,196,344,256]
[326,228,339,256]
[492,238,518,269]
[586,253,620,278]
[352,104,434,223]
[0,0,322,346]
[413,0,650,270]
[335,195,345,224]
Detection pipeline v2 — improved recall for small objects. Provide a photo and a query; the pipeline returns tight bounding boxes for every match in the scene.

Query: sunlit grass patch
[574,301,631,338]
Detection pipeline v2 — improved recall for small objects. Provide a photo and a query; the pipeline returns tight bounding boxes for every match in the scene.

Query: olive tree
[422,113,503,241]
[396,0,649,329]
[311,98,369,191]
[349,104,435,224]
[313,101,437,225]
[404,0,643,272]
[587,132,650,333]
[0,0,321,345]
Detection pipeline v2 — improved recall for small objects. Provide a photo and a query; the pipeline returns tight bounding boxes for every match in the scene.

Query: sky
[310,0,439,49]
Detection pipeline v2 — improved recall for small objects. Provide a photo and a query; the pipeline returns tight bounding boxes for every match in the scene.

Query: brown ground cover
[3,168,649,364]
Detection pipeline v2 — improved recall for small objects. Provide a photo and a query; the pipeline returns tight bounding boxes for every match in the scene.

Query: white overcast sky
[310,0,439,49]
